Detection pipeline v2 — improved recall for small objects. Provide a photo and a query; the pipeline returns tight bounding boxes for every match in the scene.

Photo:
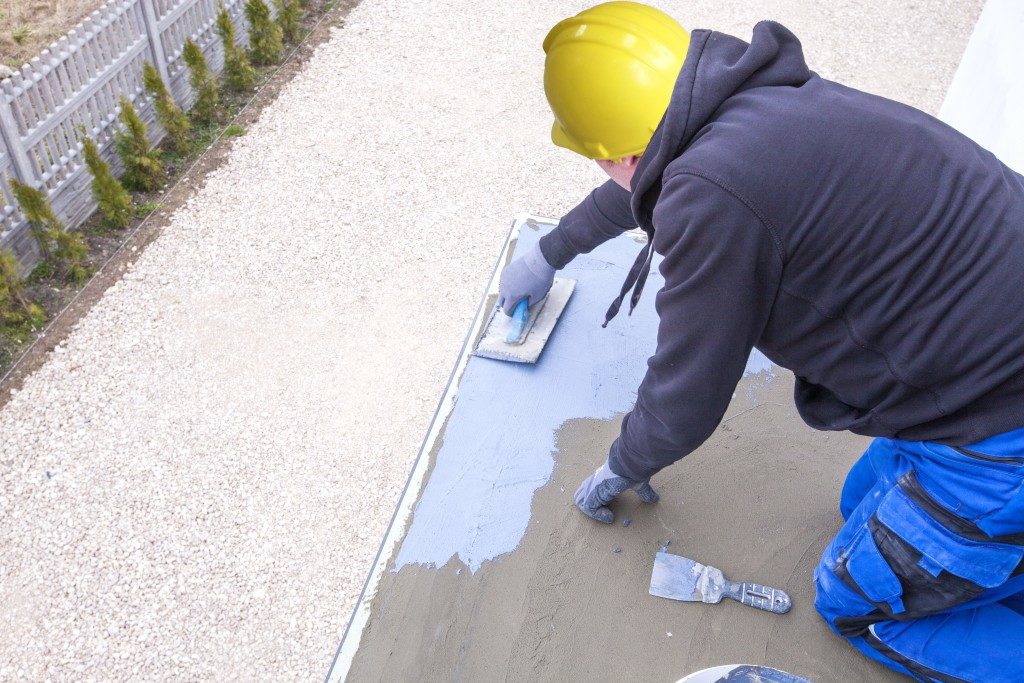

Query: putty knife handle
[724,582,792,614]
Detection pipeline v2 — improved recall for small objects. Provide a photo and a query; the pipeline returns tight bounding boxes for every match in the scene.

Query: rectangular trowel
[650,551,792,614]
[473,278,576,363]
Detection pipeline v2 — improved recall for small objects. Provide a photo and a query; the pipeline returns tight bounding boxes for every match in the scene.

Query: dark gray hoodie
[539,22,1024,481]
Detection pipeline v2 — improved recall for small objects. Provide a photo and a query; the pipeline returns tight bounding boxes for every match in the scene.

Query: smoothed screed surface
[394,224,773,574]
[345,227,903,682]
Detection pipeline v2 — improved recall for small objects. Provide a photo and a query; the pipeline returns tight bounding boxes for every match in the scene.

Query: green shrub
[55,230,90,284]
[142,61,191,154]
[9,179,60,261]
[276,0,301,43]
[217,5,257,91]
[81,135,133,229]
[0,248,45,329]
[183,39,220,125]
[115,96,165,191]
[9,180,91,284]
[245,0,283,65]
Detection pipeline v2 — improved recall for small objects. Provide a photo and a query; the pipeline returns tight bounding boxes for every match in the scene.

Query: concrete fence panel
[0,0,262,272]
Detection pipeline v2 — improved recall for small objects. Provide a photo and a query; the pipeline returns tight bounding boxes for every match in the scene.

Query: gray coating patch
[394,225,775,573]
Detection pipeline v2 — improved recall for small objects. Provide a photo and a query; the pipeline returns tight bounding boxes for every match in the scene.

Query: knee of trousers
[815,486,1024,642]
[813,551,884,638]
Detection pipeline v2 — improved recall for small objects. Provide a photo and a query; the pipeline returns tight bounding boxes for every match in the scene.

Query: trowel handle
[511,298,529,320]
[723,581,792,614]
[505,298,530,343]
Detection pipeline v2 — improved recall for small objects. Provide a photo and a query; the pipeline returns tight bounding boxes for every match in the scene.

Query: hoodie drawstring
[602,240,655,327]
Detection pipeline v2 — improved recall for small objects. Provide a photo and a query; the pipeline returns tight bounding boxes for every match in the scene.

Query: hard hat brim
[551,121,594,158]
[551,120,647,162]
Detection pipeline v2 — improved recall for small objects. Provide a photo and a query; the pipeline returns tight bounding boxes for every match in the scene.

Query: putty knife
[650,551,792,614]
[473,278,576,363]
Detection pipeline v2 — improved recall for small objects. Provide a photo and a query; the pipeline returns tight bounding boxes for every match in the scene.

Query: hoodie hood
[631,22,812,229]
[602,22,811,324]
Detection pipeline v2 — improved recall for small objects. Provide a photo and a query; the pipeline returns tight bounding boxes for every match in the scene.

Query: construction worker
[498,3,1024,681]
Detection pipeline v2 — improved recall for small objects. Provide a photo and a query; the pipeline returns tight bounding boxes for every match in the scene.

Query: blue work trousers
[814,427,1024,682]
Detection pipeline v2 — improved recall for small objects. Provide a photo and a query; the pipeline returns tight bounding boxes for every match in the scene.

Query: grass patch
[224,124,246,137]
[12,24,32,45]
[193,120,223,150]
[136,201,162,218]
[0,305,46,363]
[28,260,55,283]
[2,321,34,364]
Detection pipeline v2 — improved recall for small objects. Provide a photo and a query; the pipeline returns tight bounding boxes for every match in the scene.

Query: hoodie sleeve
[608,172,784,482]
[539,180,637,269]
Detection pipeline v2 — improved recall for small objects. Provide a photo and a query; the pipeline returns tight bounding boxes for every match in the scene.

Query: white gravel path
[0,0,981,679]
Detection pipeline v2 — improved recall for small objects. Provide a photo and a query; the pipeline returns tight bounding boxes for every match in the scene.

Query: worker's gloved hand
[574,460,659,524]
[498,241,556,315]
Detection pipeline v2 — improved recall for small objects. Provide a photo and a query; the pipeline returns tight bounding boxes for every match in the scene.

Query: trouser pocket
[916,441,1024,538]
[835,484,1024,622]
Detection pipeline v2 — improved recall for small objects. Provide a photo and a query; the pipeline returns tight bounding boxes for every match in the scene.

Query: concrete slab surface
[332,220,902,682]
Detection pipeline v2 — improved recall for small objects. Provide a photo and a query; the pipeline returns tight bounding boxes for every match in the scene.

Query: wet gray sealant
[394,224,773,572]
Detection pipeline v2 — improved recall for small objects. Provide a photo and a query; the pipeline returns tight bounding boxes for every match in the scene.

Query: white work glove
[497,241,556,315]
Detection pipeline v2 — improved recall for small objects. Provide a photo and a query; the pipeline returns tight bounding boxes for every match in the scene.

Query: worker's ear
[596,155,639,169]
[603,155,640,168]
[596,155,642,191]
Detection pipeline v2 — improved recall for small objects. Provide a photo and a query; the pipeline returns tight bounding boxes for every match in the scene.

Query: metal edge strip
[323,214,558,682]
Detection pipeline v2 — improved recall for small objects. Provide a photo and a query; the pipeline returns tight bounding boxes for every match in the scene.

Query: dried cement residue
[393,224,772,573]
[348,373,902,682]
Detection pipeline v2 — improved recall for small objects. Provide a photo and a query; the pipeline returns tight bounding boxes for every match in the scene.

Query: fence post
[139,1,173,93]
[0,96,35,185]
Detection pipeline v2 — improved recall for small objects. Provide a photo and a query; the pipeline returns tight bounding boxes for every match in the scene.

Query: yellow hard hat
[543,2,690,161]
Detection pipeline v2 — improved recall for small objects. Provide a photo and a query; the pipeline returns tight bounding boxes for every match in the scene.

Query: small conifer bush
[9,180,91,284]
[142,62,191,154]
[183,39,220,125]
[217,6,257,92]
[276,0,301,43]
[245,0,283,65]
[54,230,90,284]
[9,179,61,261]
[0,248,44,328]
[115,97,165,191]
[81,136,133,229]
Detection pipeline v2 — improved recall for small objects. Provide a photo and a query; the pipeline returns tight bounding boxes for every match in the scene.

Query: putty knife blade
[650,551,703,602]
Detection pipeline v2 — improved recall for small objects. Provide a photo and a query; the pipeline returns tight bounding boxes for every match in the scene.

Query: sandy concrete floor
[345,363,899,682]
[0,0,982,679]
